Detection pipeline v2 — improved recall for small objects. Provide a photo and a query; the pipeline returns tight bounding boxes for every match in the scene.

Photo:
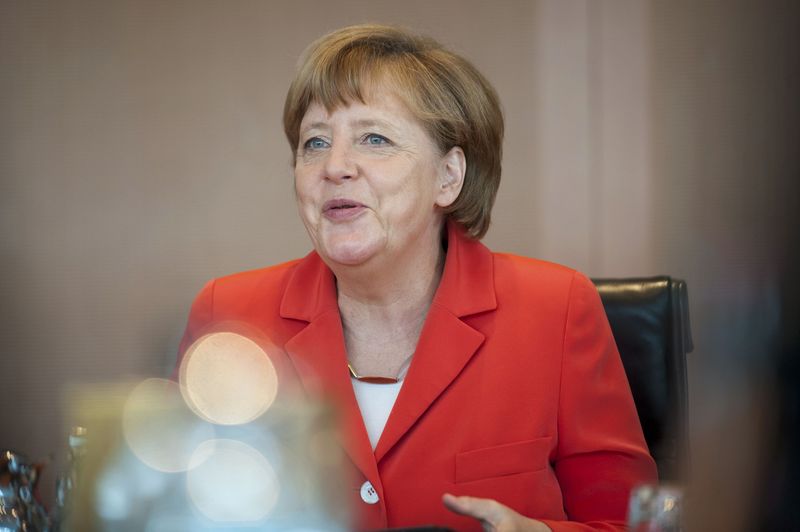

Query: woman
[178,24,657,531]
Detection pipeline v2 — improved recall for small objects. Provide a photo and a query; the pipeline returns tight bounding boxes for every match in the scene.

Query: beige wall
[1,1,797,527]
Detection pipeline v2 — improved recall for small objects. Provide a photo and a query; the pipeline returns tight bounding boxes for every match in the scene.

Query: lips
[322,198,366,220]
[323,199,364,211]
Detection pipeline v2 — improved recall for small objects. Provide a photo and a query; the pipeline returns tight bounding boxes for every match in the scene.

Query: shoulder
[488,251,600,316]
[491,251,574,277]
[213,258,303,295]
[176,257,311,374]
[192,257,305,316]
[491,252,588,293]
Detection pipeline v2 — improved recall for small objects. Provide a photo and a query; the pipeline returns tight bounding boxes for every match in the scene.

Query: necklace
[347,353,414,384]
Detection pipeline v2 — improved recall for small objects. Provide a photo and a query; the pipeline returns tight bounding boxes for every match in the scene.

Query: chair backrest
[592,276,693,482]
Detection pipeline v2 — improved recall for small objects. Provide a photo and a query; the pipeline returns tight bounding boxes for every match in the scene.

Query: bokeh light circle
[179,332,279,425]
[186,439,280,522]
[121,378,215,473]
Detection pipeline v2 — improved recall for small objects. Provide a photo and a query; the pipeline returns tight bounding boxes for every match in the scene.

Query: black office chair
[592,276,693,482]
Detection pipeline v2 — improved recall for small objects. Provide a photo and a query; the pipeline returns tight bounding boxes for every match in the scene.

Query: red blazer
[177,222,657,531]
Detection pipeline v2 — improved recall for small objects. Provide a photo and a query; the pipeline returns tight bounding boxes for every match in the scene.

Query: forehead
[299,89,422,132]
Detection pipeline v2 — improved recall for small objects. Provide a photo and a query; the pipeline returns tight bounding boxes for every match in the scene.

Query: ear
[435,146,466,208]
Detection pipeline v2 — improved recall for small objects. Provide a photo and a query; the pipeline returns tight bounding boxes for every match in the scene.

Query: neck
[334,224,446,332]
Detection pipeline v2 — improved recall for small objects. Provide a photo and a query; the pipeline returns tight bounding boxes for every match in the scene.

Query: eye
[302,137,329,150]
[362,133,390,146]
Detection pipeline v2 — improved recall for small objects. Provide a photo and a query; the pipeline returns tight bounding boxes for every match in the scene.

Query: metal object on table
[53,426,87,530]
[0,450,50,531]
[628,483,684,532]
[0,426,87,532]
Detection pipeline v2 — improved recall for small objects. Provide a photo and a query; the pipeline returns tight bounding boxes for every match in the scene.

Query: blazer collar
[278,249,337,322]
[432,220,497,317]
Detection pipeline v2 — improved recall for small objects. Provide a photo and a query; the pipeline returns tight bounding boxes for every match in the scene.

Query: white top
[350,378,404,450]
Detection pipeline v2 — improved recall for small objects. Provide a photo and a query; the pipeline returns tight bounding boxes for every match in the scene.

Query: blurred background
[1,1,797,530]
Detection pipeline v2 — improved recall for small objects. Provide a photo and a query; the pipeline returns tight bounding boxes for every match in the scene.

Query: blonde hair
[283,24,503,239]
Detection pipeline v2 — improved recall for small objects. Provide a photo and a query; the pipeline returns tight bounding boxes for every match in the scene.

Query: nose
[323,142,356,183]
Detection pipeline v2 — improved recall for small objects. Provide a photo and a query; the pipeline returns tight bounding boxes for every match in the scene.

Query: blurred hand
[442,494,552,532]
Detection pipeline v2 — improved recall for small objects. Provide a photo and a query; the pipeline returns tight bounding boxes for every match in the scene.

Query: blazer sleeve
[539,272,658,532]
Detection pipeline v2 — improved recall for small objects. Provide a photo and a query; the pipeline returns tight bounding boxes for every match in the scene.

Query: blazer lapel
[374,222,497,462]
[373,306,485,462]
[279,252,381,492]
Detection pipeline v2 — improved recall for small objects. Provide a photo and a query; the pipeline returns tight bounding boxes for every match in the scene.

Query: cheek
[294,191,315,220]
[293,170,313,202]
[292,176,317,223]
[295,202,318,237]
[400,167,439,205]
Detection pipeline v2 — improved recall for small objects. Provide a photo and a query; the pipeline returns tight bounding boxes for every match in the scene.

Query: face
[294,91,463,270]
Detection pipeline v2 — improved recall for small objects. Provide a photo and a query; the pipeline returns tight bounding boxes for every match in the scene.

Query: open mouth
[323,199,364,212]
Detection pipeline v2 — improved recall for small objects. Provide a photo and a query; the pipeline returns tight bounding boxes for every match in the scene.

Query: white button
[360,480,379,504]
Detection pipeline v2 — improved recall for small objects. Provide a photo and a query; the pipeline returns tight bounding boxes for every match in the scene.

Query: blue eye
[363,134,389,146]
[303,137,329,150]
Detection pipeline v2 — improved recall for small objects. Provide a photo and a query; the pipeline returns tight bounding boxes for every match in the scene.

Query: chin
[320,234,385,268]
[324,245,377,267]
